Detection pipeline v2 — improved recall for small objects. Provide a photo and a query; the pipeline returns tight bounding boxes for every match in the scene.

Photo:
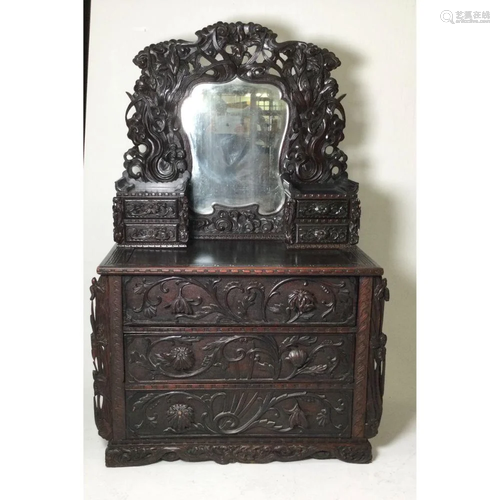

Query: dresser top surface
[97,241,383,276]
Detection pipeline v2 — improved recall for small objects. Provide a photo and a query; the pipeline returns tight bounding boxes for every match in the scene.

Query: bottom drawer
[126,388,352,439]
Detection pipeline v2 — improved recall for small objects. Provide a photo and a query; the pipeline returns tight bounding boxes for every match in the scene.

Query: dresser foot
[105,439,372,466]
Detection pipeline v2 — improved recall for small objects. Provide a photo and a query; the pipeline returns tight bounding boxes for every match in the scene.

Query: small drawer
[125,223,178,244]
[123,276,358,326]
[297,200,349,219]
[124,199,178,219]
[125,333,355,383]
[126,388,352,438]
[296,224,349,245]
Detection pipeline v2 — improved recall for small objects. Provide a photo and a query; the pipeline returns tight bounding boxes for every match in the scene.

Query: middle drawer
[125,333,355,384]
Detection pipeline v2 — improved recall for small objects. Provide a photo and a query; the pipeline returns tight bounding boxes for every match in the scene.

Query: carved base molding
[105,438,372,466]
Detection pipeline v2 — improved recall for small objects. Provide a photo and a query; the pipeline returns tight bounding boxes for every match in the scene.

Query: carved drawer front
[126,388,352,438]
[296,224,349,245]
[296,200,349,219]
[125,223,178,244]
[124,199,178,219]
[125,333,355,383]
[123,276,358,326]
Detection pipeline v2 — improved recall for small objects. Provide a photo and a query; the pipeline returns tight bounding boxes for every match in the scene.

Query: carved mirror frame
[114,22,360,248]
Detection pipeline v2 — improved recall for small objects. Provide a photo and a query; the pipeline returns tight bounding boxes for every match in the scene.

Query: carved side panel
[283,198,296,244]
[352,277,372,437]
[126,389,352,438]
[123,276,358,326]
[365,277,389,438]
[90,276,112,440]
[348,198,361,245]
[113,197,125,244]
[178,196,189,243]
[125,333,355,383]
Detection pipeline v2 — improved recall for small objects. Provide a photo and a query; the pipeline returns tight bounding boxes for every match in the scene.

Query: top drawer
[123,275,357,327]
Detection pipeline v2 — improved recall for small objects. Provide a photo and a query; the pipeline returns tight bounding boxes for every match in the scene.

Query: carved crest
[118,21,350,191]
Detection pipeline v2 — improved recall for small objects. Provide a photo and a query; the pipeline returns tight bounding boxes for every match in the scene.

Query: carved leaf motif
[133,280,148,295]
[143,304,158,318]
[298,364,328,375]
[132,393,156,412]
[316,409,329,427]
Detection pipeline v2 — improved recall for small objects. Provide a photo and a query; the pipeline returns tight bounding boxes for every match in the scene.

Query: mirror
[181,78,288,215]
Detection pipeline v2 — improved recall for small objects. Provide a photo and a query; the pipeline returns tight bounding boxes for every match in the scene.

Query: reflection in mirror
[181,78,288,215]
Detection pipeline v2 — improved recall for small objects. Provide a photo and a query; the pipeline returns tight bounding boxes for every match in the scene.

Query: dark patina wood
[89,22,389,466]
[91,241,388,466]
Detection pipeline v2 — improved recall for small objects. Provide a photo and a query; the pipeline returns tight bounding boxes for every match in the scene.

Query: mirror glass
[181,78,289,215]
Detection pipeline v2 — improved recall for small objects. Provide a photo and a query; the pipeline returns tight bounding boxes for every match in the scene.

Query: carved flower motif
[288,289,316,315]
[285,348,308,368]
[316,408,329,427]
[165,403,194,431]
[286,402,308,429]
[169,346,195,371]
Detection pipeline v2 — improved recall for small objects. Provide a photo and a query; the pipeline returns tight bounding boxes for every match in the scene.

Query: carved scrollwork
[124,199,177,218]
[117,22,352,191]
[297,225,348,244]
[297,200,349,219]
[126,334,354,382]
[127,225,176,242]
[124,276,357,325]
[365,277,389,438]
[90,276,112,440]
[127,389,351,438]
[192,204,282,236]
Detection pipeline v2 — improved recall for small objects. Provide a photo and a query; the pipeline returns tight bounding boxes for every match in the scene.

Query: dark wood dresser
[89,22,389,466]
[91,241,388,466]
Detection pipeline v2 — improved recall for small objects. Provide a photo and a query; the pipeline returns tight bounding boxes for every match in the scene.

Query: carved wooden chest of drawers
[89,22,389,466]
[90,241,388,466]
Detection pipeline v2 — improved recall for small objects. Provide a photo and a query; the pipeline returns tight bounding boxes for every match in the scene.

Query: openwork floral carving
[89,277,112,440]
[365,278,390,438]
[118,22,353,191]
